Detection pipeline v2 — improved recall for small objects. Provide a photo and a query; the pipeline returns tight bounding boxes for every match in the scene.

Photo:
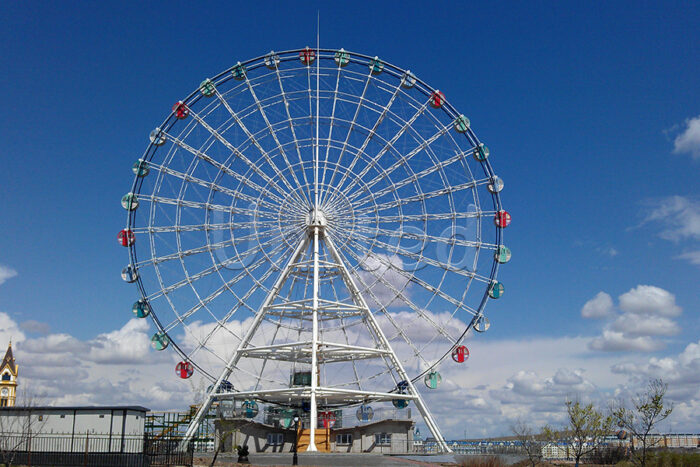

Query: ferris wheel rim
[123,47,507,385]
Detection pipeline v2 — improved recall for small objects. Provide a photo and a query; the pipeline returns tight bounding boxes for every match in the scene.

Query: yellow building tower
[0,341,18,407]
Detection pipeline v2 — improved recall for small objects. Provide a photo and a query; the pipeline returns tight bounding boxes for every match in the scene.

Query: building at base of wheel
[214,412,417,454]
[0,405,148,440]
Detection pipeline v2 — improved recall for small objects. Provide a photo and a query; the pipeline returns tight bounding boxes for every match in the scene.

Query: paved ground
[194,452,459,466]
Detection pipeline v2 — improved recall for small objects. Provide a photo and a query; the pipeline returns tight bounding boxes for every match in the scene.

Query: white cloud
[506,369,594,397]
[610,339,700,429]
[553,368,585,386]
[643,196,700,267]
[0,312,26,346]
[87,319,153,364]
[645,196,700,242]
[589,330,663,352]
[618,285,681,317]
[610,314,679,337]
[24,333,86,354]
[20,320,51,335]
[595,246,619,257]
[0,265,18,286]
[673,115,700,160]
[585,286,681,353]
[421,335,628,435]
[677,250,700,265]
[354,253,411,308]
[12,317,186,410]
[0,304,697,438]
[581,292,614,319]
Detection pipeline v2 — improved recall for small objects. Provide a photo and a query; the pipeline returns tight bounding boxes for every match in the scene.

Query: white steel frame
[185,43,450,448]
[183,227,451,452]
[125,47,508,456]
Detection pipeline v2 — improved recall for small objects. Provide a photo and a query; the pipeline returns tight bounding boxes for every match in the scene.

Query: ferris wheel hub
[306,208,328,228]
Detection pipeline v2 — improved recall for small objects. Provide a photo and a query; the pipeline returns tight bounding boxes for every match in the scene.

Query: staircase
[146,404,215,440]
[297,428,330,452]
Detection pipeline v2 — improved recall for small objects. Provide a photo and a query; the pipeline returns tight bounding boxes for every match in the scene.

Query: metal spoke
[352,180,482,217]
[362,212,491,224]
[352,224,497,251]
[343,122,452,202]
[273,61,313,197]
[349,228,494,283]
[329,238,432,368]
[212,90,299,199]
[132,220,279,234]
[322,76,405,206]
[147,231,294,300]
[346,151,484,206]
[344,234,479,316]
[317,61,344,206]
[244,78,311,208]
[320,67,375,200]
[140,194,279,219]
[337,235,462,341]
[160,127,287,204]
[135,226,282,269]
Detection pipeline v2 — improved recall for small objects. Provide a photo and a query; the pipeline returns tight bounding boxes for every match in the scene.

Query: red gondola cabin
[451,345,469,363]
[176,361,194,379]
[495,211,511,228]
[430,91,445,108]
[172,101,189,119]
[118,229,135,247]
[299,47,316,65]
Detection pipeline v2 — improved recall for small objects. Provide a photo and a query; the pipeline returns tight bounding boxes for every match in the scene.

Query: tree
[0,392,49,467]
[510,419,544,467]
[559,400,613,467]
[613,378,673,467]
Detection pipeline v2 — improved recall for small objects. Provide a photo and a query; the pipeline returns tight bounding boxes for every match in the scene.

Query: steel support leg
[324,235,452,453]
[181,237,308,444]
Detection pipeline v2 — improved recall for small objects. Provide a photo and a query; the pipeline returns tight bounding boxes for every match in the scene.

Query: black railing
[0,433,194,467]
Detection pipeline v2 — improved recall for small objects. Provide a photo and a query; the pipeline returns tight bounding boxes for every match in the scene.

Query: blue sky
[0,1,699,437]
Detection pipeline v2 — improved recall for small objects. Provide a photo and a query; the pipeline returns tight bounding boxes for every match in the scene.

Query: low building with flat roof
[0,405,148,437]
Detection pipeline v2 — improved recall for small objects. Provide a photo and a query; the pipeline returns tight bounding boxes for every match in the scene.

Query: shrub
[460,455,507,467]
[586,446,629,464]
[646,450,700,467]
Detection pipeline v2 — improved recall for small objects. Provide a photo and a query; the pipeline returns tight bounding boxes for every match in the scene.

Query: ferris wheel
[119,47,510,452]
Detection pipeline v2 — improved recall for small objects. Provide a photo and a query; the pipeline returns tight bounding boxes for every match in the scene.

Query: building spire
[0,340,18,407]
[1,341,16,374]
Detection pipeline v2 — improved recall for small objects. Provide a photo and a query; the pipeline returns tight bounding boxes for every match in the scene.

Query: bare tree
[510,419,544,467]
[0,392,49,467]
[613,378,673,467]
[556,400,613,467]
[189,377,208,406]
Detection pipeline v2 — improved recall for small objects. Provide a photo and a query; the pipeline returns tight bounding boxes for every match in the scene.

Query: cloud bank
[673,115,700,160]
[0,286,696,438]
[0,265,18,286]
[584,285,682,352]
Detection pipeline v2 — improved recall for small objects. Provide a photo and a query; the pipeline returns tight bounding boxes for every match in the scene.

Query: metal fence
[0,433,193,467]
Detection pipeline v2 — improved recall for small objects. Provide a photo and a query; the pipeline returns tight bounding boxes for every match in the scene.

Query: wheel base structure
[182,232,452,453]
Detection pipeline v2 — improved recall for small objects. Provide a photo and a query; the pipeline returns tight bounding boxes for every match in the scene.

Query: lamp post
[293,416,300,466]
